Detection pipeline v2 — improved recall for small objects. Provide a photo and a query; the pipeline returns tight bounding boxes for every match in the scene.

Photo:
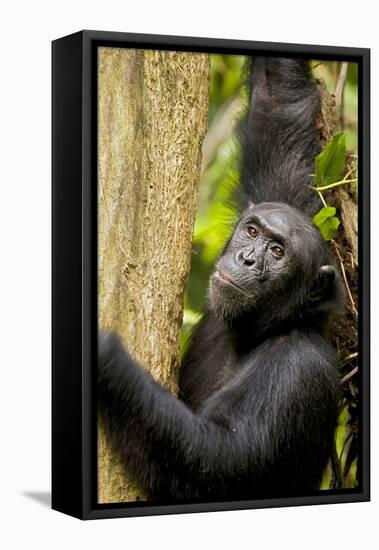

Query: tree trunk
[317,74,358,489]
[317,80,358,349]
[97,48,210,503]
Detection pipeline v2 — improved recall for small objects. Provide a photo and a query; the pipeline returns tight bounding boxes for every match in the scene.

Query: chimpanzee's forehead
[242,202,315,239]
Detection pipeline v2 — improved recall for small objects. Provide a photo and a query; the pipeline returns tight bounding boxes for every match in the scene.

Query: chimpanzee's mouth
[214,270,252,296]
[214,269,267,294]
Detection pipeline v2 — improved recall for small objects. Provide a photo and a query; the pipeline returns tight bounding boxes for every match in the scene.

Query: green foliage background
[181,56,359,489]
[181,54,246,352]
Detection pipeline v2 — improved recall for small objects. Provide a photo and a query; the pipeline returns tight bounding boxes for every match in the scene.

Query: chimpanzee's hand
[97,330,137,398]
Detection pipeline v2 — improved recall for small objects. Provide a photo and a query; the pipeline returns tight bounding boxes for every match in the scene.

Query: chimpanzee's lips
[214,270,249,294]
[214,270,267,294]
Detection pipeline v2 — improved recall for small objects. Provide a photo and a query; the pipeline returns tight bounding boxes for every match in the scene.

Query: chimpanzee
[98,57,343,501]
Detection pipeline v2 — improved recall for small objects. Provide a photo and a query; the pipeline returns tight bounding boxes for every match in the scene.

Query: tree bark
[317,79,358,351]
[317,74,358,489]
[97,48,210,503]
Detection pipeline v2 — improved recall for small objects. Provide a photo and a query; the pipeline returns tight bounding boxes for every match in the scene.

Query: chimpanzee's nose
[236,249,256,267]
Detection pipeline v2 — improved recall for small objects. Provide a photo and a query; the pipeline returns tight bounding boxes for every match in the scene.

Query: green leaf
[313,206,336,225]
[315,132,346,186]
[313,206,340,241]
[320,216,340,240]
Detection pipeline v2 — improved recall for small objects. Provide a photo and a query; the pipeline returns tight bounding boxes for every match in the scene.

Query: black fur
[239,58,322,215]
[98,57,343,501]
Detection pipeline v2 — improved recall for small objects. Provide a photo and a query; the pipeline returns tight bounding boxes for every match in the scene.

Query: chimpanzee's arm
[239,57,322,216]
[98,332,245,499]
[98,330,339,499]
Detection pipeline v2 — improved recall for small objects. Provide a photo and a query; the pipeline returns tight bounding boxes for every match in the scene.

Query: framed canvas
[52,30,370,520]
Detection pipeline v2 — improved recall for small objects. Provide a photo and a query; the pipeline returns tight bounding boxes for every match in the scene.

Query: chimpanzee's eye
[246,226,258,238]
[271,245,284,258]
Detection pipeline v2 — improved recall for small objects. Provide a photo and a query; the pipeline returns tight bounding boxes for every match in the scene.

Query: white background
[0,1,376,548]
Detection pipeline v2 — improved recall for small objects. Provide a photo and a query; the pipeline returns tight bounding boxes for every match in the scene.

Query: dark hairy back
[179,312,340,495]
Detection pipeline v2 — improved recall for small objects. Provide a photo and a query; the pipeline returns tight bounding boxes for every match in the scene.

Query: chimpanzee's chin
[209,277,256,322]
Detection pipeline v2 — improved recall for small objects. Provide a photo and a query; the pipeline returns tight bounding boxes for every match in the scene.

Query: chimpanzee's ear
[310,265,336,302]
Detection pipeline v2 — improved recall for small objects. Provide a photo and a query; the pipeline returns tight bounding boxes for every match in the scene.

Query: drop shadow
[22,491,51,508]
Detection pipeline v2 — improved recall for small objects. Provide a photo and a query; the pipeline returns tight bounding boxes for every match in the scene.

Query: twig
[334,62,348,108]
[313,166,357,192]
[344,166,357,181]
[330,440,344,489]
[318,191,327,207]
[340,351,358,368]
[339,430,353,463]
[332,240,358,318]
[341,366,358,385]
[334,62,348,128]
[348,380,357,398]
[313,178,358,192]
[349,252,357,269]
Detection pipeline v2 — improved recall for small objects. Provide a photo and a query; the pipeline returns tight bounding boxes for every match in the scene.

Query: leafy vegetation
[312,130,357,242]
[315,131,346,188]
[313,206,341,241]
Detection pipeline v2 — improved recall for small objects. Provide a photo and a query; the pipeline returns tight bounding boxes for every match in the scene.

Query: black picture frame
[52,30,370,520]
